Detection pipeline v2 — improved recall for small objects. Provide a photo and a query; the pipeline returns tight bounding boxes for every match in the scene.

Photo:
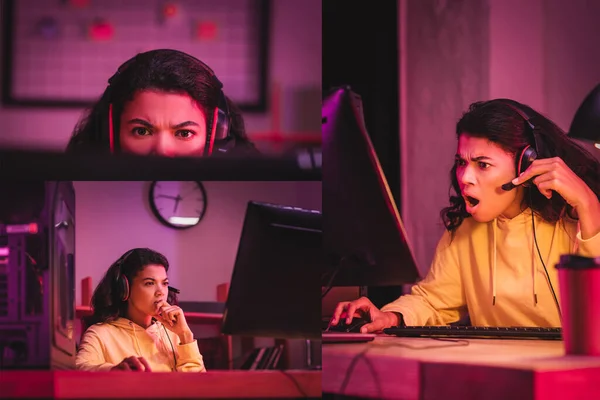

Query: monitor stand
[304,339,321,370]
[322,251,375,297]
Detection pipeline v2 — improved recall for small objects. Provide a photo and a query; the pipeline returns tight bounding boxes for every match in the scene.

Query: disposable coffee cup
[556,254,600,356]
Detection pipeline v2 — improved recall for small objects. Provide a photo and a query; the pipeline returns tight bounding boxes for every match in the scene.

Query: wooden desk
[323,336,600,399]
[0,370,321,399]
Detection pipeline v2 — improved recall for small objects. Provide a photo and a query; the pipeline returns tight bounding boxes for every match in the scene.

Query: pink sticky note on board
[196,21,218,40]
[163,2,178,18]
[67,0,91,7]
[88,19,114,41]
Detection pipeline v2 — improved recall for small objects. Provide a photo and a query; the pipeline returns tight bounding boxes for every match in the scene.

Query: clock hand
[181,185,201,199]
[156,195,178,200]
[180,190,194,199]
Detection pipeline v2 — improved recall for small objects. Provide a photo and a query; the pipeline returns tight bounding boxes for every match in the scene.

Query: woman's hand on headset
[512,156,600,239]
[512,157,596,208]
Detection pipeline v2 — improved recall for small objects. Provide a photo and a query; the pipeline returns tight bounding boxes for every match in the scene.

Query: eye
[175,130,195,139]
[145,281,154,286]
[455,159,466,167]
[478,162,490,169]
[132,127,151,136]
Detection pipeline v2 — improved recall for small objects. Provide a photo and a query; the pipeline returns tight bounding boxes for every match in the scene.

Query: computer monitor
[322,86,421,287]
[569,83,600,146]
[221,201,322,340]
[568,83,600,164]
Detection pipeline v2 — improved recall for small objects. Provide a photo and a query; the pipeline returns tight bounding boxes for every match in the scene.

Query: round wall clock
[148,181,207,229]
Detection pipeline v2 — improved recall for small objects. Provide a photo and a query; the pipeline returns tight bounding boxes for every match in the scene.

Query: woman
[67,49,257,157]
[331,99,600,331]
[76,248,205,372]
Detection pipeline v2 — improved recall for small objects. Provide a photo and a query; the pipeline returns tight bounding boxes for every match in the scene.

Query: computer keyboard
[383,325,562,340]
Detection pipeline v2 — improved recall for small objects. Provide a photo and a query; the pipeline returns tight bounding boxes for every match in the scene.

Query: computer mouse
[328,317,370,333]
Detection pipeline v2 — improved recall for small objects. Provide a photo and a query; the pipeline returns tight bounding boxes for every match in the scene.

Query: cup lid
[555,254,600,269]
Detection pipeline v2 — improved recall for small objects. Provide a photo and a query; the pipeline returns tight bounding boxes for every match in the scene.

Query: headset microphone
[502,181,516,191]
[501,175,539,191]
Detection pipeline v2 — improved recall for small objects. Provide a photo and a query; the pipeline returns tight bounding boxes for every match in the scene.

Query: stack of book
[240,345,284,370]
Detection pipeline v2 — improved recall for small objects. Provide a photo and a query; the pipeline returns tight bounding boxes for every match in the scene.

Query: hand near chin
[154,301,193,343]
[512,157,597,211]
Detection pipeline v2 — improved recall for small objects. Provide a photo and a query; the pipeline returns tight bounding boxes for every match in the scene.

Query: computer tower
[0,181,76,369]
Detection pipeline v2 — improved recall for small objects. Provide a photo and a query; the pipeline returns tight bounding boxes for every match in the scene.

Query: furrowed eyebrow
[171,121,199,129]
[455,154,493,162]
[127,118,153,128]
[126,119,199,130]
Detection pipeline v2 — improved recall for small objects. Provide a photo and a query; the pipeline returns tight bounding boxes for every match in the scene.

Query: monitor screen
[51,182,76,359]
[221,201,322,340]
[322,86,421,287]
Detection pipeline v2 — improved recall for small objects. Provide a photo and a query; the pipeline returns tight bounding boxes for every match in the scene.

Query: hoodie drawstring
[492,210,562,307]
[531,213,538,304]
[492,217,497,306]
[160,323,177,371]
[129,321,143,357]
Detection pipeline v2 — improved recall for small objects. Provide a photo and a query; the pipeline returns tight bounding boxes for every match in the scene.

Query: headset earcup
[120,276,130,301]
[518,146,538,175]
[214,108,229,141]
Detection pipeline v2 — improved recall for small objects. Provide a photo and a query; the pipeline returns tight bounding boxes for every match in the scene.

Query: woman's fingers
[137,357,152,372]
[157,305,183,327]
[360,319,385,333]
[128,356,145,371]
[331,302,350,325]
[112,356,151,372]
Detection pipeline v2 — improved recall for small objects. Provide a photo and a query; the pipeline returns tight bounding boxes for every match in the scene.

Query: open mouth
[464,195,480,208]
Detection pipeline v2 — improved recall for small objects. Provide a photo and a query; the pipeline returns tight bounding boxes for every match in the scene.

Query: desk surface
[323,335,600,400]
[0,370,321,399]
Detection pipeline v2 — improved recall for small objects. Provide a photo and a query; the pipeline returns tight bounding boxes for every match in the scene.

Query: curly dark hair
[83,248,171,328]
[66,48,258,156]
[441,99,600,234]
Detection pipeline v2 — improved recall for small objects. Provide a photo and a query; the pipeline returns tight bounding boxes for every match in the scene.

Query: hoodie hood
[107,318,170,363]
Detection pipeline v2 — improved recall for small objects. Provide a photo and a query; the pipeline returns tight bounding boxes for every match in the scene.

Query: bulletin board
[1,0,270,111]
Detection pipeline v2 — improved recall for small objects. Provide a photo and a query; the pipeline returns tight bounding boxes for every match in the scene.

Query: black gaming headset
[106,49,234,156]
[114,250,135,302]
[499,99,544,191]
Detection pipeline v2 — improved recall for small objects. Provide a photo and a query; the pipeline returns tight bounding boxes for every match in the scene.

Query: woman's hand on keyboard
[331,296,398,333]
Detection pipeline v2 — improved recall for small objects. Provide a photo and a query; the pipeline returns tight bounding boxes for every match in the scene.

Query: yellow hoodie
[381,209,600,327]
[76,317,206,372]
